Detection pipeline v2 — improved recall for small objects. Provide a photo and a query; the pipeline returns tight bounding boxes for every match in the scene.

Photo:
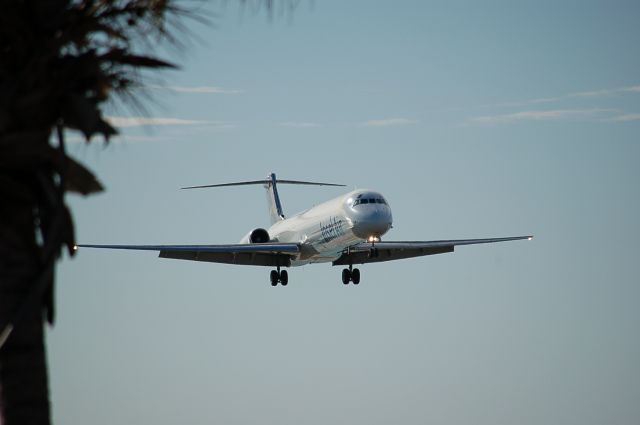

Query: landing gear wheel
[280,270,288,286]
[352,268,360,285]
[342,268,351,285]
[270,270,279,286]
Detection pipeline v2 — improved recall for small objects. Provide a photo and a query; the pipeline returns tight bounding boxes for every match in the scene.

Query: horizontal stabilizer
[181,179,345,190]
[180,173,345,225]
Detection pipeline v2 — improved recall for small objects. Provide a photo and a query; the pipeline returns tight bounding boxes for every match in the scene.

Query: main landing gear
[341,238,376,285]
[269,266,362,286]
[341,265,360,285]
[270,266,288,286]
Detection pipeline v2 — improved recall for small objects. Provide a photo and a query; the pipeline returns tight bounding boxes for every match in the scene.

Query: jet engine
[239,228,271,244]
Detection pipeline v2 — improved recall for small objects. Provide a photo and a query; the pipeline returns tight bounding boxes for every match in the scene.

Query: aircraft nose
[352,206,392,239]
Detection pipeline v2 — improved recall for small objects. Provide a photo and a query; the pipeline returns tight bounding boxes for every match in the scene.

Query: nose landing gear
[270,266,288,286]
[367,236,380,258]
[341,264,360,285]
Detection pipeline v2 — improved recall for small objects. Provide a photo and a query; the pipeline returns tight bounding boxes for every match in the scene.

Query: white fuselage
[264,189,393,266]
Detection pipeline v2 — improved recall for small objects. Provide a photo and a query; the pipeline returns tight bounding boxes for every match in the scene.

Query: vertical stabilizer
[265,173,285,224]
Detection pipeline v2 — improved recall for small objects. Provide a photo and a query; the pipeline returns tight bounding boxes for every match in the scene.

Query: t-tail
[182,173,346,225]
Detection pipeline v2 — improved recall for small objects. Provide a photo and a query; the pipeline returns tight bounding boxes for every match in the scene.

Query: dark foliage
[0,1,190,423]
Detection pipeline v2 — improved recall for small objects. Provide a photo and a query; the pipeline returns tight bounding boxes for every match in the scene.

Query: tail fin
[266,173,284,224]
[182,173,345,225]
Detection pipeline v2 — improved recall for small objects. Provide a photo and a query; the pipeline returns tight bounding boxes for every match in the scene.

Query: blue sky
[52,1,640,424]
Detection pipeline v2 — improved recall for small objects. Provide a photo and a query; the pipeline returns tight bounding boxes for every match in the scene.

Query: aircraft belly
[297,227,360,266]
[293,238,342,265]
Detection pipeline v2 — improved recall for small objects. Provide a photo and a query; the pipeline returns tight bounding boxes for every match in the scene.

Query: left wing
[77,243,299,267]
[332,236,532,265]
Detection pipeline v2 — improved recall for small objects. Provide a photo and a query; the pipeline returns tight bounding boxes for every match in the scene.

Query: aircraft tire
[270,270,279,286]
[342,268,351,285]
[280,270,288,286]
[352,268,360,285]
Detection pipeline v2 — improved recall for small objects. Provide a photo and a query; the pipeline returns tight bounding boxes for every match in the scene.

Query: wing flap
[159,250,292,267]
[333,244,453,265]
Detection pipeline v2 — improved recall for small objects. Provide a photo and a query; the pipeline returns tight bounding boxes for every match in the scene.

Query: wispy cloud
[620,85,640,93]
[106,116,213,128]
[146,85,243,94]
[470,108,615,125]
[485,84,640,108]
[279,121,320,128]
[609,113,640,122]
[361,118,417,127]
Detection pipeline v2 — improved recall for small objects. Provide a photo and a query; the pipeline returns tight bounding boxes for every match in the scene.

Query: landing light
[73,245,78,251]
[368,236,380,243]
[528,236,533,241]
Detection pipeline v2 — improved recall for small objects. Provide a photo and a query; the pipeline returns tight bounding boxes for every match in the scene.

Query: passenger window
[368,199,375,203]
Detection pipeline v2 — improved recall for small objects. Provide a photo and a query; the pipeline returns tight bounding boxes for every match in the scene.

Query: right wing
[77,243,300,267]
[332,236,532,265]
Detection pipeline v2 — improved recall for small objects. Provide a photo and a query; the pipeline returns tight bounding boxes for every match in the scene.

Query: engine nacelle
[239,228,271,244]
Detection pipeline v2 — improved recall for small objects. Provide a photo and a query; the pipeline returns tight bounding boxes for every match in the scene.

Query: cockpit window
[353,196,388,207]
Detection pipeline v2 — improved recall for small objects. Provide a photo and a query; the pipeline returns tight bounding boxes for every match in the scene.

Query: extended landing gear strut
[368,238,380,259]
[341,264,360,285]
[270,266,288,286]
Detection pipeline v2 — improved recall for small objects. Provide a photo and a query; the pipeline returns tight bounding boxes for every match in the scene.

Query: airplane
[77,173,532,286]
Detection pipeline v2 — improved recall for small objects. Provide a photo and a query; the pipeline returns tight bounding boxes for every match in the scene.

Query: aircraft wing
[332,236,532,265]
[77,243,300,267]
